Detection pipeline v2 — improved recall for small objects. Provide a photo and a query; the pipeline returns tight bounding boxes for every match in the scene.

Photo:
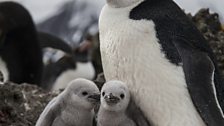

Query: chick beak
[104,93,120,105]
[88,93,100,104]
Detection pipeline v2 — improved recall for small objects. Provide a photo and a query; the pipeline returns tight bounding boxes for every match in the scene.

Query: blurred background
[175,0,224,23]
[1,0,223,47]
[1,0,224,46]
[2,0,223,45]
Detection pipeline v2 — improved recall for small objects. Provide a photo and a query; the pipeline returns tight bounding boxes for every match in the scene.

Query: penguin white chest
[99,5,205,126]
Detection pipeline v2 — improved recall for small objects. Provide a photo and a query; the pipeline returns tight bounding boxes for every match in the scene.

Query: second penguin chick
[36,78,100,126]
[98,80,150,126]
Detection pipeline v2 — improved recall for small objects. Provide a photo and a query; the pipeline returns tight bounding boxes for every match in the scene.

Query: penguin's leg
[173,37,224,126]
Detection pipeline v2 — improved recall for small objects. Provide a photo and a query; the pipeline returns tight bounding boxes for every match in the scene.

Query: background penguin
[0,1,86,88]
[99,0,224,125]
[36,78,100,126]
[0,1,43,85]
[40,39,74,90]
[98,80,150,126]
[38,32,73,56]
[40,40,96,91]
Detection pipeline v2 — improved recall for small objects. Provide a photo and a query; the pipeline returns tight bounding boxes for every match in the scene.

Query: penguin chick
[97,80,150,126]
[36,78,100,126]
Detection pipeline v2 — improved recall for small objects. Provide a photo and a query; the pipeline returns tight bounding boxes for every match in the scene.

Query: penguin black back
[129,0,224,125]
[0,2,43,85]
[130,0,212,65]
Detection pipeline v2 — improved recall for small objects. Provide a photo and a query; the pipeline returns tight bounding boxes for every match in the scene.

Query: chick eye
[120,94,125,99]
[102,92,105,96]
[82,91,88,96]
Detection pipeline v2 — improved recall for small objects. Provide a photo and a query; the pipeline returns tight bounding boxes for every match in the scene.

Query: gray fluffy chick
[97,80,150,126]
[36,78,100,126]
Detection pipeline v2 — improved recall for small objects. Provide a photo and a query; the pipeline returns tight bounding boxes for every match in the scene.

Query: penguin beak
[88,93,100,104]
[104,93,120,105]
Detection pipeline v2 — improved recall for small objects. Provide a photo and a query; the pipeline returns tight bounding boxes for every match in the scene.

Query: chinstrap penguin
[99,0,224,126]
[0,2,43,85]
[41,46,96,91]
[36,78,100,126]
[39,36,75,90]
[97,80,150,126]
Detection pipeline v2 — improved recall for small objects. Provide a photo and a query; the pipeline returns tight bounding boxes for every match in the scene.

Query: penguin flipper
[173,37,224,126]
[38,32,72,54]
[126,96,151,126]
[36,97,60,126]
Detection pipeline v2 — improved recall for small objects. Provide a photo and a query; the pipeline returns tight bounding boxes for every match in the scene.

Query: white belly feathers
[99,4,205,126]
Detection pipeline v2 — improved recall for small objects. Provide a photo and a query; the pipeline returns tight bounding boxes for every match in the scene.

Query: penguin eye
[102,92,105,96]
[120,94,125,99]
[82,91,88,96]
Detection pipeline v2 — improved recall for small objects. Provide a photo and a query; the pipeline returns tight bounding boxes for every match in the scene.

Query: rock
[0,71,3,84]
[0,82,60,126]
[192,9,222,33]
[93,72,106,90]
[189,9,224,76]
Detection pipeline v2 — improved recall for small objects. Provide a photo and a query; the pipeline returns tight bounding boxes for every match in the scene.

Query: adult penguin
[0,2,43,85]
[99,0,224,125]
[41,45,96,91]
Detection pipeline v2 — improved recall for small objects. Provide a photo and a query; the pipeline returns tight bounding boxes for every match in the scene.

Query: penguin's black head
[0,2,37,49]
[106,0,142,8]
[0,2,43,85]
[0,2,35,33]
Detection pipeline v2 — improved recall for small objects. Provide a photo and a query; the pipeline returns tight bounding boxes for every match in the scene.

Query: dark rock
[192,9,222,33]
[189,9,224,76]
[94,73,106,90]
[0,71,3,83]
[0,82,60,126]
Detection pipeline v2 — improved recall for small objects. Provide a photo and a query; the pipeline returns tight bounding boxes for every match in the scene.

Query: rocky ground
[0,9,224,126]
[0,83,60,126]
[188,9,224,76]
